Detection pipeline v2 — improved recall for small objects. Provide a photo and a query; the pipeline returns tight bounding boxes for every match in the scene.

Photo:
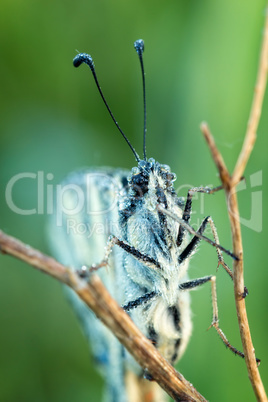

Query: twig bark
[0,230,206,402]
[201,124,230,188]
[200,12,268,401]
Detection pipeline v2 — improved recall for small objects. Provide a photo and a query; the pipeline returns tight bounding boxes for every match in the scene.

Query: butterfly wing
[48,167,130,402]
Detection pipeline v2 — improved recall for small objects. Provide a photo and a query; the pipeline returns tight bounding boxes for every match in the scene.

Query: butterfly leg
[178,214,231,276]
[177,185,223,247]
[88,234,162,274]
[201,216,247,298]
[179,276,250,360]
[177,210,248,297]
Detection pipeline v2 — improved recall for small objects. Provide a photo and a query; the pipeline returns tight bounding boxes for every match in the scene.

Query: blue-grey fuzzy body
[48,159,193,402]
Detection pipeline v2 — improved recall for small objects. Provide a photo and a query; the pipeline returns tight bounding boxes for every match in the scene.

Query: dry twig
[200,11,268,402]
[0,230,206,402]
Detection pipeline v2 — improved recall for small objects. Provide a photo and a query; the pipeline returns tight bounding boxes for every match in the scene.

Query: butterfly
[49,39,242,402]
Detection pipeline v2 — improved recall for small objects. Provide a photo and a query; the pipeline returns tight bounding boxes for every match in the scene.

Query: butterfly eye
[131,174,149,198]
[132,174,145,186]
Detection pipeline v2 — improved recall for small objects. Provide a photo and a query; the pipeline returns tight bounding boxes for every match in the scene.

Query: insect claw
[238,287,249,299]
[143,369,154,381]
[77,265,90,279]
[207,319,218,331]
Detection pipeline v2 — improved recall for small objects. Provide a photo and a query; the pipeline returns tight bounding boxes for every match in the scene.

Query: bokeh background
[0,1,267,401]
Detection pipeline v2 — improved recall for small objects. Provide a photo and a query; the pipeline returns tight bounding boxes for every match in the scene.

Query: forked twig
[0,230,206,402]
[200,12,268,401]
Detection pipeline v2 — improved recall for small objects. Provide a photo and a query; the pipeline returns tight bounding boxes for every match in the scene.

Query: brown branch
[200,16,268,397]
[200,16,268,401]
[0,230,207,402]
[201,125,267,401]
[200,15,268,401]
[200,122,230,188]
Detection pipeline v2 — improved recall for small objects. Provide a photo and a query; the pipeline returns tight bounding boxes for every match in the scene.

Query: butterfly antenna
[134,39,147,161]
[73,53,140,162]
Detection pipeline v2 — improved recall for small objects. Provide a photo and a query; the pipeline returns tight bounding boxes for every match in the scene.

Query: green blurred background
[0,1,267,401]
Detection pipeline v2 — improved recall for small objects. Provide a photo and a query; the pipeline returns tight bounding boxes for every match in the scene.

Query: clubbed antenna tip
[73,53,94,71]
[73,51,140,162]
[134,39,145,56]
